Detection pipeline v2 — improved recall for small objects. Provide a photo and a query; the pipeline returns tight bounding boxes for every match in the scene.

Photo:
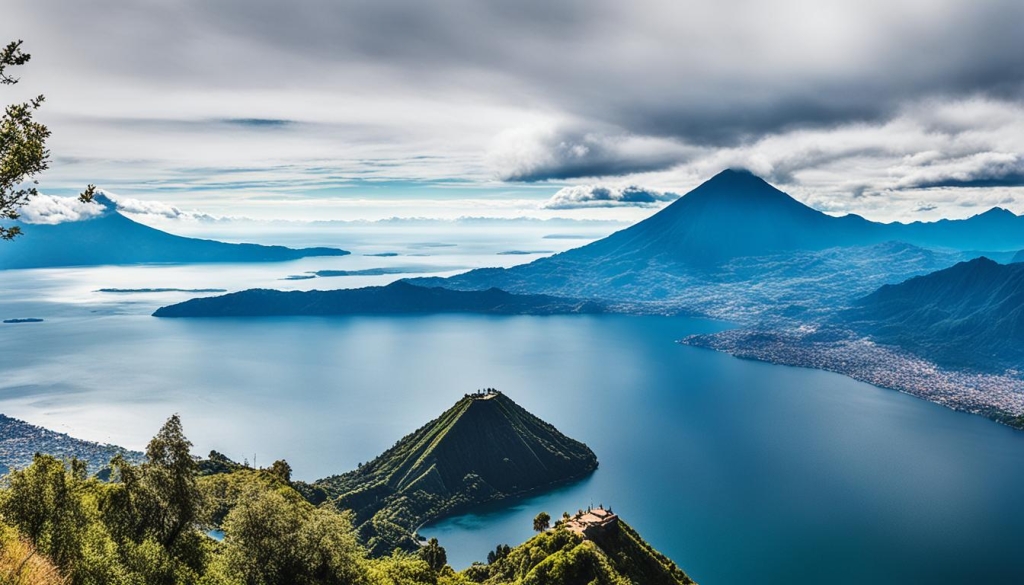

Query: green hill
[314,391,599,555]
[468,516,695,585]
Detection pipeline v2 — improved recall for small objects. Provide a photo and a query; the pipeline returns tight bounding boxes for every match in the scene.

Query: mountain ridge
[408,170,1024,312]
[838,257,1024,371]
[0,198,349,269]
[153,280,607,317]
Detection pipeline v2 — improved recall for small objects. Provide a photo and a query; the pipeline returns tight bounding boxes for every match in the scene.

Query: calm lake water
[2,313,1024,584]
[2,225,1023,584]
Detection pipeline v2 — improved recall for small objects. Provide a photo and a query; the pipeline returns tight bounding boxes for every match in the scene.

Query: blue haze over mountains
[405,170,1024,320]
[0,195,348,270]
[838,257,1024,371]
[9,170,1024,374]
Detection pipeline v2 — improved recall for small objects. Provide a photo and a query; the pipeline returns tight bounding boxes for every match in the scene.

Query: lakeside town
[682,328,1024,430]
[0,414,143,476]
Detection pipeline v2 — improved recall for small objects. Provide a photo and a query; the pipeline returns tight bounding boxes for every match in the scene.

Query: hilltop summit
[314,390,598,554]
[575,168,881,266]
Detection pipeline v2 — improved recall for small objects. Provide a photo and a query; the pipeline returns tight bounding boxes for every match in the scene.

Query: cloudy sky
[6,0,1024,222]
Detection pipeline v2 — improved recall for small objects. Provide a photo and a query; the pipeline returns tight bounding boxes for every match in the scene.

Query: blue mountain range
[839,257,1024,371]
[0,196,348,269]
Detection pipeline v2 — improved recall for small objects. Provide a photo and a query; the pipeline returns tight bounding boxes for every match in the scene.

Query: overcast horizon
[7,0,1024,223]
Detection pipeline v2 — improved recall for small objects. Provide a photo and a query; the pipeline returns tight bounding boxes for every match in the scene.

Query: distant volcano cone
[578,168,881,267]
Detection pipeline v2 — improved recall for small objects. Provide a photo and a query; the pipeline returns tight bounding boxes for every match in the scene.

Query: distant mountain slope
[1013,250,1024,264]
[0,196,348,269]
[412,170,1024,311]
[416,241,972,320]
[314,391,598,554]
[565,169,884,268]
[887,208,1024,251]
[153,280,605,317]
[839,257,1024,371]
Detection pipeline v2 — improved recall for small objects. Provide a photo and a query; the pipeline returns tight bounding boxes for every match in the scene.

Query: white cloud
[5,0,1024,223]
[109,195,220,222]
[542,185,679,209]
[490,124,691,182]
[17,194,105,224]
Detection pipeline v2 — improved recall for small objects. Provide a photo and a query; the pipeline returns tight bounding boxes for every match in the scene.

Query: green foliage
[0,413,690,585]
[418,538,447,572]
[362,551,437,585]
[531,512,550,533]
[267,460,292,484]
[219,487,363,585]
[0,40,94,241]
[198,451,248,477]
[0,454,89,576]
[486,544,511,565]
[0,520,67,585]
[466,521,695,585]
[100,414,205,582]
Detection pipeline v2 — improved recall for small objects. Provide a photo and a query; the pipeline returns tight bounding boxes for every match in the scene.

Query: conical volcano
[578,168,880,266]
[314,391,598,554]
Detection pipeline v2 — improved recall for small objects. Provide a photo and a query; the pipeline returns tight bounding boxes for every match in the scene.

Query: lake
[2,312,1024,584]
[2,226,1024,584]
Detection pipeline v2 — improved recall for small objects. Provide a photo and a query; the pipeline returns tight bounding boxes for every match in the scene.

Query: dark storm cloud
[542,185,679,209]
[494,126,690,182]
[912,174,1024,189]
[9,0,1024,195]
[17,0,1024,137]
[904,157,1024,189]
[223,118,293,128]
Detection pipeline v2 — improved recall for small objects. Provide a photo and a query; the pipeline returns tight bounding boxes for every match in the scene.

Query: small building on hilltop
[562,506,619,539]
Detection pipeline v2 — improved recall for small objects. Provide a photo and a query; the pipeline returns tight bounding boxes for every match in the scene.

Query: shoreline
[681,329,1024,431]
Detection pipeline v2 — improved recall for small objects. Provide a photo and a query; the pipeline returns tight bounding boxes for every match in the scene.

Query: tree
[417,537,447,572]
[102,414,203,575]
[486,543,511,565]
[533,511,551,533]
[0,454,88,574]
[268,459,293,483]
[221,486,363,585]
[1,39,94,241]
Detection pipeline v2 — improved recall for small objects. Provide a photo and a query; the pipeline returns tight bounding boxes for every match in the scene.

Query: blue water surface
[2,313,1023,584]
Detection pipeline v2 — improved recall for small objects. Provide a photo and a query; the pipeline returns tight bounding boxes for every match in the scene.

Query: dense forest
[0,415,692,585]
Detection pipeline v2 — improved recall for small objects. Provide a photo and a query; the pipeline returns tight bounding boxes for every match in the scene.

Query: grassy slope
[314,393,598,554]
[470,522,695,585]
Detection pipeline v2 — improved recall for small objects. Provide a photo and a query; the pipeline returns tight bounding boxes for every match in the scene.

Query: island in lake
[96,288,228,294]
[153,280,606,318]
